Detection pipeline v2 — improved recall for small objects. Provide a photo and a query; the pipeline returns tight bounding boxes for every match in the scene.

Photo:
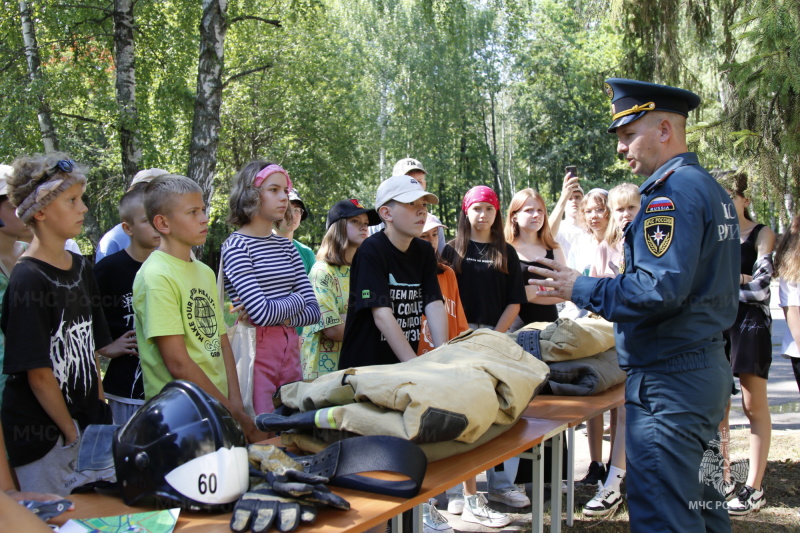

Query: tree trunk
[114,0,141,184]
[188,0,227,210]
[19,0,58,153]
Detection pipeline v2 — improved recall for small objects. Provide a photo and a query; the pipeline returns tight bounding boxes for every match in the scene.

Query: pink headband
[462,185,499,213]
[254,164,292,190]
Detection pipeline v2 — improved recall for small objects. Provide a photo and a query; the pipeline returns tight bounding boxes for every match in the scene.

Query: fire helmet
[113,380,249,511]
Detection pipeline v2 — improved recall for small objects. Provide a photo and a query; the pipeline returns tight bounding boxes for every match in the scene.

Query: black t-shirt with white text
[340,231,443,367]
[94,249,145,401]
[1,253,112,467]
[442,241,527,326]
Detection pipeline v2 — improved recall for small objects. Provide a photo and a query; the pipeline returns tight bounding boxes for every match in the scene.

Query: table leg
[550,431,563,533]
[566,426,575,527]
[529,442,544,533]
[392,512,403,533]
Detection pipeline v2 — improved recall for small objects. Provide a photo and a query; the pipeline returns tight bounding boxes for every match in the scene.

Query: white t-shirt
[555,220,585,262]
[559,231,600,320]
[779,279,800,358]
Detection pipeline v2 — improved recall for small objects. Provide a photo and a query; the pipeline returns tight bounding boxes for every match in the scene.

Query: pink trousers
[253,325,302,414]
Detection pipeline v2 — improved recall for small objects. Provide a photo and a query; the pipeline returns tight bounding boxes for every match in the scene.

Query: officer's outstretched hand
[528,257,580,301]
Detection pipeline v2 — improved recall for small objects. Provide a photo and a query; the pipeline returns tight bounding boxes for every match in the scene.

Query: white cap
[130,168,169,188]
[375,175,439,208]
[0,164,13,196]
[392,158,426,177]
[423,213,446,233]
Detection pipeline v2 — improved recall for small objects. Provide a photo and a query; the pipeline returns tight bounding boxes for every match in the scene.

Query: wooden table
[523,383,626,526]
[50,417,568,533]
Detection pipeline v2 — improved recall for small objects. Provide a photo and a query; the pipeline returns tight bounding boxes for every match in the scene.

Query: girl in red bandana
[441,185,530,510]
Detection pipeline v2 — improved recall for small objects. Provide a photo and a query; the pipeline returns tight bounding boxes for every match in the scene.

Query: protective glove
[229,485,316,533]
[247,444,350,511]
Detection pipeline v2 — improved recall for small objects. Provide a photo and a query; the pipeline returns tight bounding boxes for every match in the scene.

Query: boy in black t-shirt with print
[339,175,447,367]
[94,184,161,424]
[1,155,126,495]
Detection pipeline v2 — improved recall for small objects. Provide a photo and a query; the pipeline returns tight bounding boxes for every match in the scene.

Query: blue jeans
[445,457,520,499]
[487,457,520,494]
[625,351,732,533]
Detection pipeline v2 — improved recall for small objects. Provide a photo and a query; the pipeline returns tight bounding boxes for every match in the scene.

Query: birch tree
[114,0,140,183]
[188,0,227,208]
[19,0,58,152]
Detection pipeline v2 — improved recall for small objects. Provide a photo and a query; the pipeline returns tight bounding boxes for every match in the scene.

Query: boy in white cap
[371,158,447,252]
[392,157,428,189]
[95,168,168,262]
[339,175,447,367]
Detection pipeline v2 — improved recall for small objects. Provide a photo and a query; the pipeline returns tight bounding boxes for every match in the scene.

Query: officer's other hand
[528,258,580,300]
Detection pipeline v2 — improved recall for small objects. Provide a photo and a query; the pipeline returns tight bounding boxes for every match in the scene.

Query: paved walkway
[727,279,800,429]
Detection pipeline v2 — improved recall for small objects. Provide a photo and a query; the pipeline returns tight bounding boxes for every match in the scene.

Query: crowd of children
[0,152,789,530]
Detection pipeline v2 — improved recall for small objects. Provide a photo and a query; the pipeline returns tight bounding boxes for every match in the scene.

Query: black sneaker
[582,482,623,517]
[577,461,606,487]
[727,485,765,515]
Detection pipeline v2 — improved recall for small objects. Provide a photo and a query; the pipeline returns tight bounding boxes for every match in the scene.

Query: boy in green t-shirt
[133,174,260,441]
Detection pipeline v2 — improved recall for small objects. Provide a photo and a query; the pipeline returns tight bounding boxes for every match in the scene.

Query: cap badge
[604,82,614,99]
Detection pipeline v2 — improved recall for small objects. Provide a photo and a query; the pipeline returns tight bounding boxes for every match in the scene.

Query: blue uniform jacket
[572,153,740,373]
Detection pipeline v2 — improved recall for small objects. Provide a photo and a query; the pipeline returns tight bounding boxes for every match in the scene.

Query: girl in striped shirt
[222,161,320,414]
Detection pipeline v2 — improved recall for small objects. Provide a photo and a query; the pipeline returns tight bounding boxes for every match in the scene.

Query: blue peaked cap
[604,78,701,133]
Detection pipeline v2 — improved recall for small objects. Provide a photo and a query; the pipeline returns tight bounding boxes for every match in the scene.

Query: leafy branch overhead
[0,0,797,258]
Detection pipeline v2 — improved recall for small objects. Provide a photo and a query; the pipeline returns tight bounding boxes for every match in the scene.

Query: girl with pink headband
[441,185,530,510]
[222,160,320,414]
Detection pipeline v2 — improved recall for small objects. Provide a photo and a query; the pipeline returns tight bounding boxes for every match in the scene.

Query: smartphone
[565,165,578,177]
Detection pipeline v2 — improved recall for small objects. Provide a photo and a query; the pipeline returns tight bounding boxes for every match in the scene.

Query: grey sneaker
[423,499,454,533]
[462,494,512,528]
[487,488,530,508]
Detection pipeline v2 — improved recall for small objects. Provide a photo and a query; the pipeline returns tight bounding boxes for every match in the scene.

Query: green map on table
[57,508,180,533]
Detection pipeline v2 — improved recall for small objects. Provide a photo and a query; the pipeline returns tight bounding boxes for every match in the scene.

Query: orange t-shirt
[418,264,469,355]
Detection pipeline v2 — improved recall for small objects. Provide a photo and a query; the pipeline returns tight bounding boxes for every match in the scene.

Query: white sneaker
[727,485,765,515]
[446,496,464,515]
[422,499,453,533]
[462,494,512,528]
[487,488,530,508]
[582,482,623,517]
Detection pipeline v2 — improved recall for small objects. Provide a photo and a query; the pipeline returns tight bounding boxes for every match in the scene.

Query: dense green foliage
[0,0,797,258]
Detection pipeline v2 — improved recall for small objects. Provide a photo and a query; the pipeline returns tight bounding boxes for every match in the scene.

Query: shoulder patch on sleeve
[361,289,371,299]
[645,196,675,213]
[644,216,674,257]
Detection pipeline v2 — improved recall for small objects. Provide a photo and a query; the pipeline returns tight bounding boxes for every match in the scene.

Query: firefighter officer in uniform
[530,78,739,532]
